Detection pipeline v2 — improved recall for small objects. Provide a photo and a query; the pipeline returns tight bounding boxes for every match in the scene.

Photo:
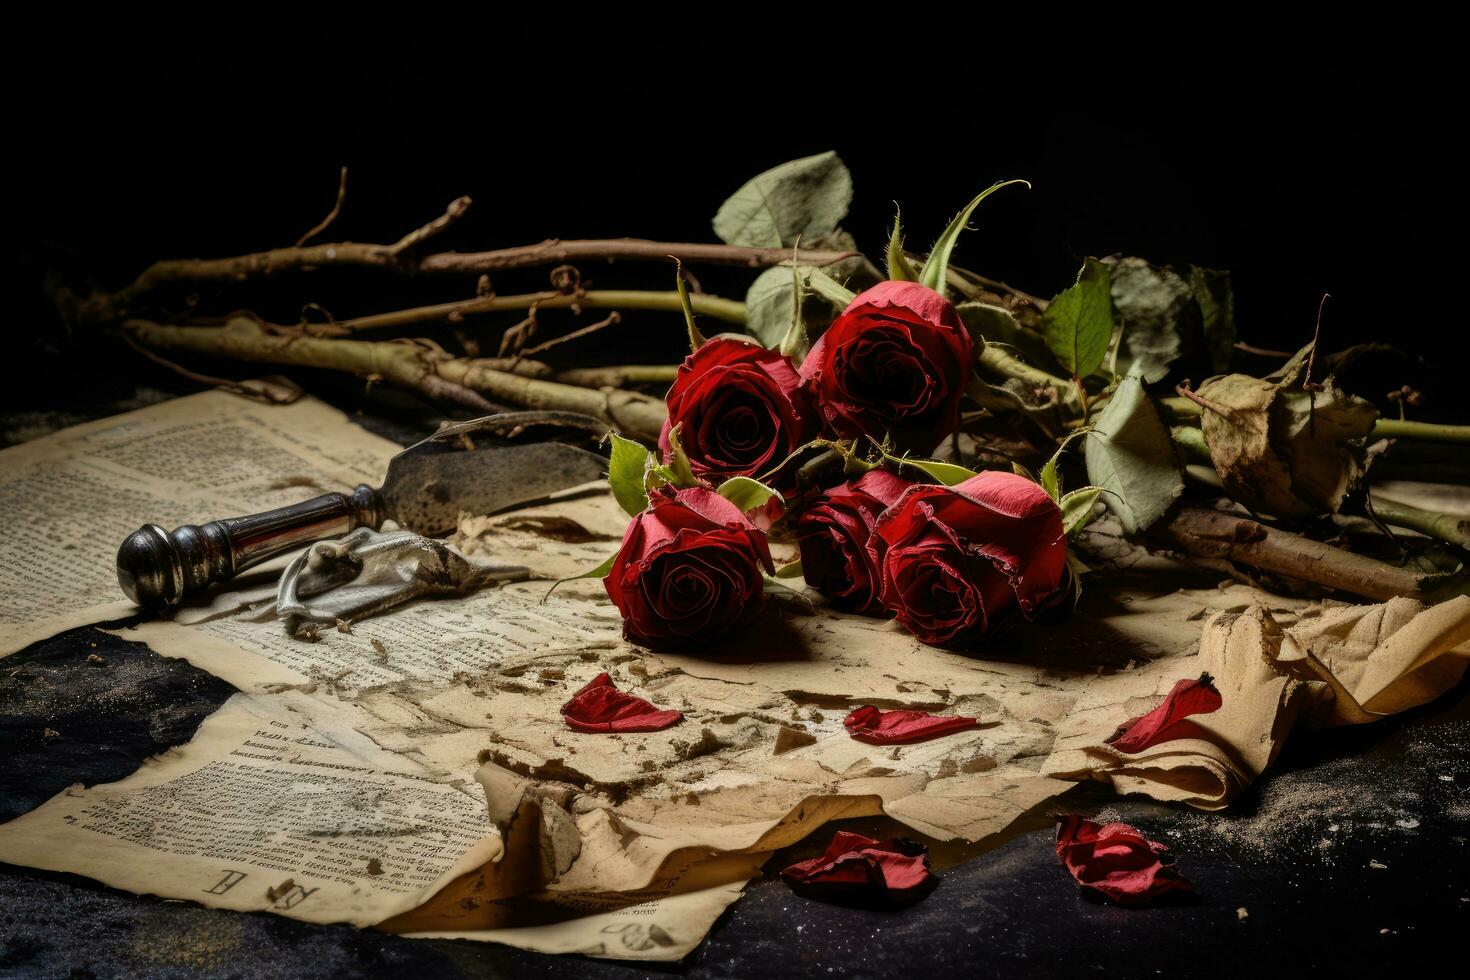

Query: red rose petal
[1055,816,1192,906]
[560,672,683,733]
[844,705,981,744]
[1106,673,1223,753]
[781,830,934,904]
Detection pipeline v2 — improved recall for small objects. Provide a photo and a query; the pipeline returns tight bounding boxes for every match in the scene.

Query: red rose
[798,280,974,450]
[605,486,774,649]
[868,471,1066,644]
[660,336,815,485]
[1055,816,1192,906]
[795,469,913,614]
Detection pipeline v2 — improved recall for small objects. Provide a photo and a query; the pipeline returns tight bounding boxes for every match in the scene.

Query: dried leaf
[1196,344,1378,518]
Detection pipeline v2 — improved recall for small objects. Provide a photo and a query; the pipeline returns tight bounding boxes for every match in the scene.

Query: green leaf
[1042,257,1113,379]
[774,559,804,579]
[1189,266,1238,375]
[886,209,919,282]
[1060,486,1106,538]
[871,441,977,486]
[545,550,618,599]
[607,433,652,517]
[1012,461,1038,482]
[1107,257,1203,384]
[712,151,853,249]
[1084,375,1183,534]
[716,476,785,514]
[918,180,1030,293]
[743,264,851,353]
[1038,428,1093,502]
[674,260,706,352]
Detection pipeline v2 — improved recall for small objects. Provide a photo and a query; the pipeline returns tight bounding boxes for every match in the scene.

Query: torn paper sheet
[0,390,400,656]
[1042,596,1470,808]
[0,690,498,926]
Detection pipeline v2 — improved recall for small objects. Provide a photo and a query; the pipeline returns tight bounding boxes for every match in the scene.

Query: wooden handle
[117,485,381,608]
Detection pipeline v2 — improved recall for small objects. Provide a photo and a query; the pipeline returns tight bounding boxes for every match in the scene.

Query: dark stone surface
[2,626,1468,978]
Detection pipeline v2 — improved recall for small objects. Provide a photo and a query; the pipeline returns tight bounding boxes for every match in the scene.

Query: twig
[388,196,473,256]
[517,312,621,360]
[124,316,668,440]
[61,229,848,327]
[336,288,744,334]
[1154,506,1464,600]
[119,333,303,405]
[295,167,349,247]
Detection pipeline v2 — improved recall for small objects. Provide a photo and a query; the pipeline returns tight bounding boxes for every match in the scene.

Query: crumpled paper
[1043,595,1470,808]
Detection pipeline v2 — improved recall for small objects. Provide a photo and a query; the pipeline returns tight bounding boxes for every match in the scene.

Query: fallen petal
[1055,815,1192,906]
[844,705,980,745]
[781,830,934,905]
[1107,673,1222,753]
[561,672,683,733]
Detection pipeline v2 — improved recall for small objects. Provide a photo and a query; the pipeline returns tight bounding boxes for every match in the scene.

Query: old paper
[1042,595,1470,808]
[8,395,1470,961]
[0,690,499,926]
[0,390,400,656]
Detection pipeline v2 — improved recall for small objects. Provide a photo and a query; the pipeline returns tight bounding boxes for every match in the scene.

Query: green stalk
[1371,497,1470,549]
[1161,396,1469,444]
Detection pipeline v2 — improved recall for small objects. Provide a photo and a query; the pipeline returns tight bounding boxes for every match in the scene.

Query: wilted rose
[798,280,974,451]
[660,336,815,485]
[605,486,773,649]
[868,471,1067,645]
[795,469,913,614]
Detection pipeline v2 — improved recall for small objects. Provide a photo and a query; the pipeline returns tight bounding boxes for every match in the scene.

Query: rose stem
[1369,497,1470,550]
[1170,426,1469,550]
[1153,506,1468,601]
[125,317,669,441]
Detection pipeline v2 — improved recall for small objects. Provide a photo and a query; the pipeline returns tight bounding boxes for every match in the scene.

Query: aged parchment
[0,390,400,656]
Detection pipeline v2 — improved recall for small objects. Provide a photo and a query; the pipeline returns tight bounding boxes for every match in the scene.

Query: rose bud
[605,486,774,649]
[798,280,974,451]
[868,471,1067,645]
[795,469,913,614]
[660,336,815,486]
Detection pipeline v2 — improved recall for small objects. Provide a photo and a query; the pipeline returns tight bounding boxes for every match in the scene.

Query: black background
[9,12,1461,399]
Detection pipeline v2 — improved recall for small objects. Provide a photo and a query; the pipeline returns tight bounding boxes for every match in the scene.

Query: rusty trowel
[116,411,610,608]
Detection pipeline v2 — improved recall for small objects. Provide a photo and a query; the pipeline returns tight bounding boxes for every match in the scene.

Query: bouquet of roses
[580,185,1104,652]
